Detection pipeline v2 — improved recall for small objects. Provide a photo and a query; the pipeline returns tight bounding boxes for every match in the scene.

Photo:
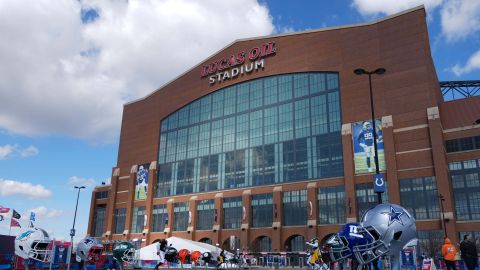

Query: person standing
[442,238,457,270]
[460,234,478,270]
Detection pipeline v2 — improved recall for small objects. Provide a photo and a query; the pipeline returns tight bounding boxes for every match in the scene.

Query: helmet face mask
[15,228,53,262]
[328,223,373,262]
[113,242,136,264]
[327,235,351,261]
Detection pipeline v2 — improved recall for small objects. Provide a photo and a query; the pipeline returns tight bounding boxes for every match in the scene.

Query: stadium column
[306,182,318,241]
[272,186,283,252]
[240,190,251,251]
[104,167,120,241]
[165,198,174,237]
[341,123,358,222]
[212,193,223,246]
[381,115,400,203]
[123,165,138,240]
[144,161,157,245]
[87,188,96,236]
[427,107,457,242]
[187,196,197,240]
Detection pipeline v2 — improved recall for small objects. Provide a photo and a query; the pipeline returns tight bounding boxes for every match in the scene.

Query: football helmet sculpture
[113,242,136,264]
[353,203,416,266]
[328,223,372,262]
[15,227,52,262]
[201,251,212,264]
[76,237,104,263]
[164,246,178,263]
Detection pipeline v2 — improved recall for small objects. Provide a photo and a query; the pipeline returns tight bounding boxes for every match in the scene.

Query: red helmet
[177,249,190,263]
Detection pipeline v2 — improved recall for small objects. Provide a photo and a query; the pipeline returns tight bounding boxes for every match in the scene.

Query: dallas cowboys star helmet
[76,237,104,263]
[113,241,136,264]
[15,227,52,262]
[353,203,416,265]
[327,223,373,262]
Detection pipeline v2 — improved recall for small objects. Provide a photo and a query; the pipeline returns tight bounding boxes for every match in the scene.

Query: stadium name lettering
[200,41,276,85]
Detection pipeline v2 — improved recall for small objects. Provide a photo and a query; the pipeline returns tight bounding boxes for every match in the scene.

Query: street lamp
[438,194,447,237]
[354,68,386,204]
[67,186,86,270]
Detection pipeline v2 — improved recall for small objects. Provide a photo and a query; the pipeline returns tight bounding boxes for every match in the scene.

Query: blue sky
[0,0,479,241]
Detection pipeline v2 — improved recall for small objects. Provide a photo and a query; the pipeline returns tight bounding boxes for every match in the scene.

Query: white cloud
[0,144,39,159]
[0,144,15,159]
[440,0,480,41]
[26,206,64,219]
[0,0,274,144]
[0,179,52,199]
[19,146,39,157]
[351,0,443,16]
[68,176,96,188]
[451,49,480,76]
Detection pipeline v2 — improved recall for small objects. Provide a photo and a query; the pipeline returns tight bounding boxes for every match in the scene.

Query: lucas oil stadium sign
[201,41,276,85]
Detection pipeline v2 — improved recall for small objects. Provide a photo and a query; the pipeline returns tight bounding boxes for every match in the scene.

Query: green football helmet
[113,241,136,264]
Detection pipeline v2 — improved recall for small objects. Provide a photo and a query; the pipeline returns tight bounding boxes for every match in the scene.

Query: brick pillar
[342,123,357,222]
[241,190,251,251]
[122,165,137,240]
[272,186,282,251]
[307,182,318,240]
[87,190,96,237]
[144,161,157,245]
[187,196,197,240]
[164,198,174,237]
[104,167,120,240]
[212,193,223,246]
[382,115,400,203]
[427,107,457,242]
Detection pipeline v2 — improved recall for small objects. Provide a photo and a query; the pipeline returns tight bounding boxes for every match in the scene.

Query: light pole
[438,194,447,237]
[354,67,386,204]
[67,186,85,270]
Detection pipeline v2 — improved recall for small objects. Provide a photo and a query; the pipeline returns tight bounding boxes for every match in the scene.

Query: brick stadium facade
[87,6,480,253]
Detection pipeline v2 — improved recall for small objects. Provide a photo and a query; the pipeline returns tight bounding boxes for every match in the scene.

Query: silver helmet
[353,203,416,265]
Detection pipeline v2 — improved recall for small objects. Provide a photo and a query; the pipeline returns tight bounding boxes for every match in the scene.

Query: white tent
[137,236,233,261]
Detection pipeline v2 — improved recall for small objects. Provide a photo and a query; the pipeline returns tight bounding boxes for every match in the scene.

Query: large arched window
[156,73,343,197]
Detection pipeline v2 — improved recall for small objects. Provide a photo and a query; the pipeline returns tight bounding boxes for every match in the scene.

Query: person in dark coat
[460,234,478,270]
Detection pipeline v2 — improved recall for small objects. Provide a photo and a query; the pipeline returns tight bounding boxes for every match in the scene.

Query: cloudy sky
[0,0,479,241]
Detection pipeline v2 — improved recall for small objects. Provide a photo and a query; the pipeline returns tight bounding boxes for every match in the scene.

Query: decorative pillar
[382,115,400,203]
[241,190,251,251]
[427,107,457,242]
[341,123,357,222]
[272,186,283,251]
[143,161,157,245]
[212,193,224,247]
[104,167,120,240]
[164,198,174,237]
[307,182,318,240]
[187,196,197,240]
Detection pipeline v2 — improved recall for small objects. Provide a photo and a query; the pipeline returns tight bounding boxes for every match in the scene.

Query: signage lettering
[201,41,276,85]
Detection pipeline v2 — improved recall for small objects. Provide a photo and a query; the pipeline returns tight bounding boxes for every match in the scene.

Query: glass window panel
[318,186,345,224]
[196,199,215,230]
[173,202,189,231]
[131,206,146,233]
[114,208,126,234]
[151,204,167,232]
[294,73,309,98]
[399,177,440,220]
[283,190,307,226]
[92,205,106,237]
[449,159,480,220]
[223,197,242,229]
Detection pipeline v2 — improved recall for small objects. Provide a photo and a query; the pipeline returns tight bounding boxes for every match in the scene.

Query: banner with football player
[135,163,150,200]
[352,119,386,174]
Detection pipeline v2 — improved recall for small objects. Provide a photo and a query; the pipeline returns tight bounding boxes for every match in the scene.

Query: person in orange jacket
[442,237,457,270]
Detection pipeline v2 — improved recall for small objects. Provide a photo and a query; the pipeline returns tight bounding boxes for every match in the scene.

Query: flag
[12,210,21,220]
[10,218,21,228]
[0,205,10,214]
[30,212,36,221]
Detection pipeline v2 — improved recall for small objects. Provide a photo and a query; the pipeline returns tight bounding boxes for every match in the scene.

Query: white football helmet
[76,237,104,263]
[15,227,52,262]
[353,203,416,265]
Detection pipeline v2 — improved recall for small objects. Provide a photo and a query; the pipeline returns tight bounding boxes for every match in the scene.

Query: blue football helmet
[353,203,416,265]
[327,223,372,262]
